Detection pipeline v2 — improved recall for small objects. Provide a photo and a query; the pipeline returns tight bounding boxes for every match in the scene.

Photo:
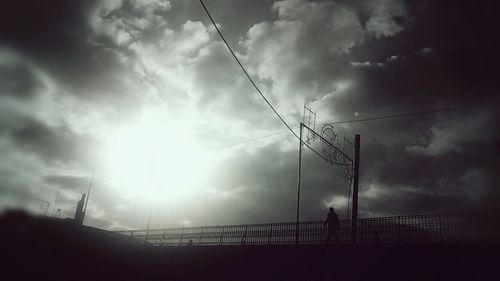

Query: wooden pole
[351,135,360,246]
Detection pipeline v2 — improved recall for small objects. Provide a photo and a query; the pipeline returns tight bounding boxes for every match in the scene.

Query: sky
[0,0,499,230]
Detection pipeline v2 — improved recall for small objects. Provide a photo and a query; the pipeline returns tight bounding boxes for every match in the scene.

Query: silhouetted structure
[324,207,340,244]
[116,213,482,246]
[1,210,498,281]
[74,194,86,225]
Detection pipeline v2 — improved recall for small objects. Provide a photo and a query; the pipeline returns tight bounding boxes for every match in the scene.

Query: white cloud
[92,0,171,46]
[323,195,348,209]
[242,0,365,116]
[365,0,407,38]
[420,47,434,55]
[350,61,385,68]
[135,0,171,11]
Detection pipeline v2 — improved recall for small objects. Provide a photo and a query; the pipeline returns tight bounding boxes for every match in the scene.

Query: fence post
[268,224,273,245]
[219,226,225,246]
[242,225,248,245]
[179,228,184,246]
[397,217,401,243]
[161,230,166,247]
[199,228,204,245]
[439,214,443,242]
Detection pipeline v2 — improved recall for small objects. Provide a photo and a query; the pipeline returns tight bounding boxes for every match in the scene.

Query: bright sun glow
[99,115,211,206]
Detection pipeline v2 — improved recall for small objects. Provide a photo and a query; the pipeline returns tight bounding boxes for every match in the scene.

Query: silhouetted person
[324,207,340,244]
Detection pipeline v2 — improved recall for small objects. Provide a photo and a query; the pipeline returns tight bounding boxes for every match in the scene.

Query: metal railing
[115,213,466,246]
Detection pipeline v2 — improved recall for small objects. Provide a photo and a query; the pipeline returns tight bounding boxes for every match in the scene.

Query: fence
[115,213,466,246]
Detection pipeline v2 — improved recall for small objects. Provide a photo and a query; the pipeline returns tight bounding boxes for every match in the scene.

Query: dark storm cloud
[0,62,41,98]
[207,147,301,223]
[341,0,500,115]
[44,175,90,191]
[150,0,500,221]
[0,0,132,100]
[207,140,353,224]
[336,106,499,217]
[260,0,499,217]
[0,0,95,50]
[0,112,99,167]
[1,0,499,229]
[245,0,498,218]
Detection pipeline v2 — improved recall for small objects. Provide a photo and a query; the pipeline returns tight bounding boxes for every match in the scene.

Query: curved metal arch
[320,124,347,165]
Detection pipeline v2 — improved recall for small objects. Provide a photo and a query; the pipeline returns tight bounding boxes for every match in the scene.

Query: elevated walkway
[116,213,477,246]
[2,211,498,281]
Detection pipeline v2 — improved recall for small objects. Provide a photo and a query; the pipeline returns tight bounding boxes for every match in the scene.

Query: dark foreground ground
[1,211,498,281]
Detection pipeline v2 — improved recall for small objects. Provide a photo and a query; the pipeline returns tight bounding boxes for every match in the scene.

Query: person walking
[324,207,340,244]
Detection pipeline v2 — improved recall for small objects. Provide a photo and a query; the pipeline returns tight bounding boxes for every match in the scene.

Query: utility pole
[295,123,303,245]
[351,134,360,246]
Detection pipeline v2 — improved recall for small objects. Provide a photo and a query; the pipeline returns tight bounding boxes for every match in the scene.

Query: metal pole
[295,123,303,245]
[351,134,360,246]
[146,209,153,241]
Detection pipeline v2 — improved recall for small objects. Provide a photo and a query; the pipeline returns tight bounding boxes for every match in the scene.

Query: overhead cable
[209,106,465,151]
[199,0,299,141]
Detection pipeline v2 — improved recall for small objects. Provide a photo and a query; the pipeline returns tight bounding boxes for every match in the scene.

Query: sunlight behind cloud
[99,113,212,207]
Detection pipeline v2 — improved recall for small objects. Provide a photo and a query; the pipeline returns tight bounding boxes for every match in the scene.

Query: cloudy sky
[0,0,498,230]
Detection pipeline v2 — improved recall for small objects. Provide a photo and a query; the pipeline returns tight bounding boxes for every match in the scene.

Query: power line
[199,0,299,141]
[198,0,467,168]
[318,106,465,126]
[209,129,290,151]
[200,0,332,163]
[199,0,465,220]
[207,106,465,151]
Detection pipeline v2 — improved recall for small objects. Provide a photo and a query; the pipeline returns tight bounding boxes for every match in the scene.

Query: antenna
[84,169,94,213]
[303,104,317,144]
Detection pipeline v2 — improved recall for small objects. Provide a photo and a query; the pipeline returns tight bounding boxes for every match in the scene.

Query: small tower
[74,194,86,225]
